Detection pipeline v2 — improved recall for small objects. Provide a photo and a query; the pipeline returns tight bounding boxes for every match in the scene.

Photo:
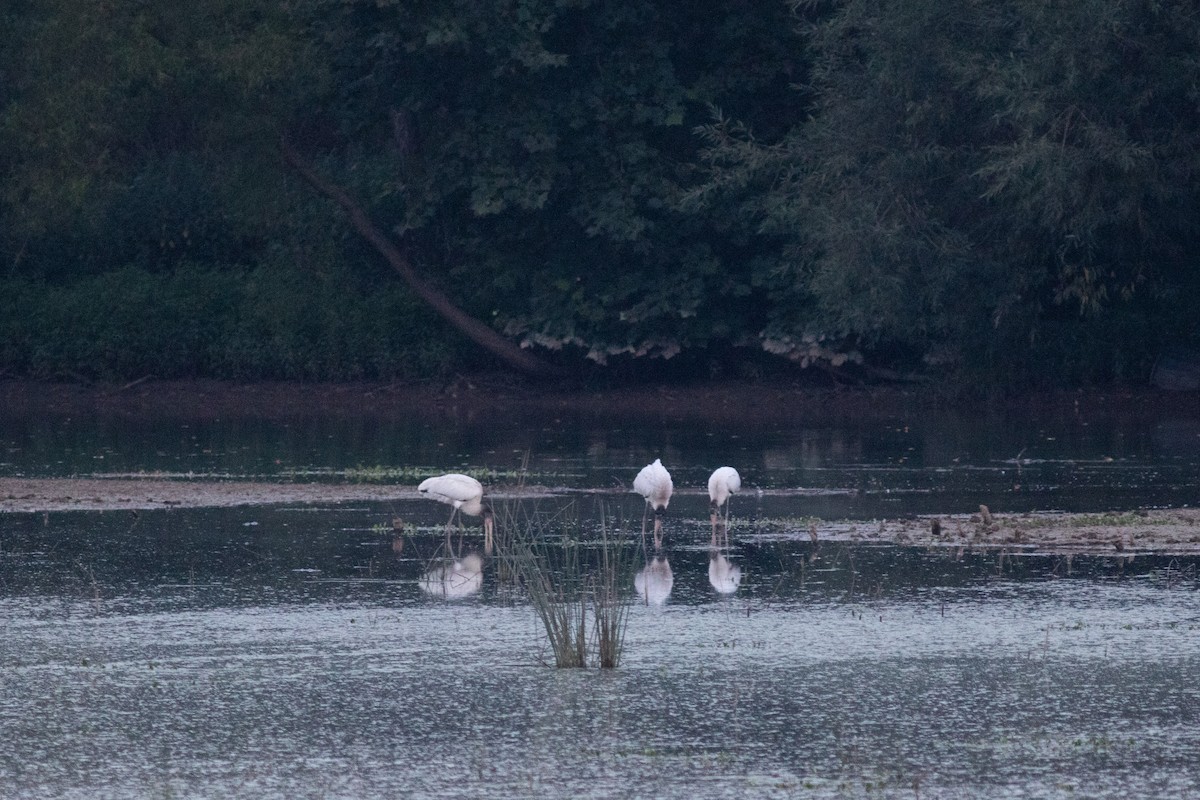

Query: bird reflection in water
[708,517,742,595]
[634,554,673,606]
[419,552,484,600]
[707,466,743,595]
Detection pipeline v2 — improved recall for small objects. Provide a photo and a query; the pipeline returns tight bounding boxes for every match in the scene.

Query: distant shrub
[0,264,469,380]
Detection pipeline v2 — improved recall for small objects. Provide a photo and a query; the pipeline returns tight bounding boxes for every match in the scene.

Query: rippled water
[3,397,1200,797]
[3,501,1200,799]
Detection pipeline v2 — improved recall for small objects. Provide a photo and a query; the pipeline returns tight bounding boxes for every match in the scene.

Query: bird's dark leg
[483,512,494,557]
[640,504,649,553]
[653,509,664,550]
[444,507,458,557]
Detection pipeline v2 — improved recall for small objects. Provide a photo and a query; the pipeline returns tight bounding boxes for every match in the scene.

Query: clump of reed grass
[592,519,629,668]
[496,500,630,669]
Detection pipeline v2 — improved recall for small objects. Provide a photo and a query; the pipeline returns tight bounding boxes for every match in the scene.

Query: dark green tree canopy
[287,0,802,364]
[695,0,1200,382]
[2,0,1198,385]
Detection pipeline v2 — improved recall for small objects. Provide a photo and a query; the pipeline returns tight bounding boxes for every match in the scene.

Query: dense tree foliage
[2,0,1198,385]
[1,0,321,276]
[284,0,801,367]
[695,0,1200,383]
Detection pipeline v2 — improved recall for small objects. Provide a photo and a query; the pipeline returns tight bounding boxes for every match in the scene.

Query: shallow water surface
[2,503,1200,798]
[3,397,1200,517]
[4,397,1200,797]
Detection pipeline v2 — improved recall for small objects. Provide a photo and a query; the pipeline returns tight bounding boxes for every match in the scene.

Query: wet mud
[4,475,1199,554]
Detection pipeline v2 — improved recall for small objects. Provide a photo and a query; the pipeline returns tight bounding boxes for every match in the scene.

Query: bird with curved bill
[417,473,495,556]
[706,466,743,594]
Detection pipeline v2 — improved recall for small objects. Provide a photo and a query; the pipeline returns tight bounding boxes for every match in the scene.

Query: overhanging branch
[280,135,558,376]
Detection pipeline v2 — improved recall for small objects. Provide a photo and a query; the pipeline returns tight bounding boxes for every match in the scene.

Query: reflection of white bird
[708,510,741,595]
[634,556,673,606]
[418,473,494,555]
[419,553,483,599]
[708,552,742,595]
[633,459,673,544]
[707,466,741,524]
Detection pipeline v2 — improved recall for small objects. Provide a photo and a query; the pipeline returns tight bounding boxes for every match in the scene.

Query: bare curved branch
[280,135,559,376]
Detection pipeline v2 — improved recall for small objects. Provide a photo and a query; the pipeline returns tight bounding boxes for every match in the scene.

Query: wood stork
[707,466,741,526]
[418,473,494,555]
[633,458,673,546]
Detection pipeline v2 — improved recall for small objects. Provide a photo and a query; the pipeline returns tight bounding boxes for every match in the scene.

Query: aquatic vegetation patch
[739,509,1200,555]
[342,464,581,484]
[1020,511,1171,529]
[496,501,631,668]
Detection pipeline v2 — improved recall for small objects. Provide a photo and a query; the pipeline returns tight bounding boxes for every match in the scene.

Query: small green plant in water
[342,465,578,484]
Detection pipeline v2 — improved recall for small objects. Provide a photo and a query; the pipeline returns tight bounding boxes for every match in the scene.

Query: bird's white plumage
[707,466,741,509]
[418,473,485,517]
[633,459,673,510]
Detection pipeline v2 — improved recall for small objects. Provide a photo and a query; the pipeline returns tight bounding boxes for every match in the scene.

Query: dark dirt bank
[2,377,1197,425]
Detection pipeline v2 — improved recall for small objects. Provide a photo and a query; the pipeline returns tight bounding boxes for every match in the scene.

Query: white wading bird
[707,466,741,526]
[633,458,673,545]
[707,467,742,594]
[418,473,495,555]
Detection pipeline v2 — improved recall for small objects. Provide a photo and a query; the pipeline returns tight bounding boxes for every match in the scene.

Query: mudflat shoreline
[0,476,415,512]
[4,475,1199,555]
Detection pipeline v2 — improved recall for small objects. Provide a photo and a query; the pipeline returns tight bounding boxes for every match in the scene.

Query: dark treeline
[2,0,1198,386]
